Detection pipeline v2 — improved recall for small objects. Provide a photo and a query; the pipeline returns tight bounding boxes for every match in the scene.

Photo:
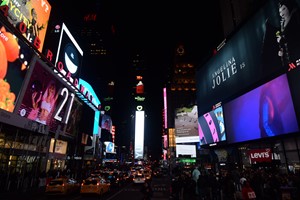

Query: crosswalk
[152,185,168,192]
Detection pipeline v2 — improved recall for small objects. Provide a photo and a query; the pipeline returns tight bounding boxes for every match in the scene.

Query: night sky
[47,0,224,160]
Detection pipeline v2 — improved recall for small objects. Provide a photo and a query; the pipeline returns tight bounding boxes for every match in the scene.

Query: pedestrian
[192,165,201,196]
[241,181,256,200]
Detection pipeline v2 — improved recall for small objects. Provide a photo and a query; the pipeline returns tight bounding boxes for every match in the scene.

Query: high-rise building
[130,53,148,161]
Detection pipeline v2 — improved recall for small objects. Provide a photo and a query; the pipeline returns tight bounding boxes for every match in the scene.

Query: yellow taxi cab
[80,176,111,196]
[45,177,80,196]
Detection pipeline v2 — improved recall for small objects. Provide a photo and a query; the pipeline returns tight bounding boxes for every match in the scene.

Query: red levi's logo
[248,148,272,163]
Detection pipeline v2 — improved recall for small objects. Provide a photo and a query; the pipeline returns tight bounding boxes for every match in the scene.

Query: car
[80,176,111,196]
[45,177,80,196]
[133,173,146,184]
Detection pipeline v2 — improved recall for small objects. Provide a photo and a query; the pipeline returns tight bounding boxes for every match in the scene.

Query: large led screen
[196,0,300,116]
[134,110,144,159]
[101,114,112,132]
[287,66,300,124]
[104,141,115,154]
[0,0,52,52]
[17,57,76,134]
[175,105,199,143]
[176,144,196,158]
[54,23,83,83]
[198,105,226,146]
[0,21,34,113]
[224,74,299,144]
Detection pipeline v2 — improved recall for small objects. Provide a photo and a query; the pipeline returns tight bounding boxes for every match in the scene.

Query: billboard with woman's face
[17,56,76,134]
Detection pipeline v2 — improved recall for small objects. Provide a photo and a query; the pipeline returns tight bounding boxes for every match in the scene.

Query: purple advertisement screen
[224,74,299,143]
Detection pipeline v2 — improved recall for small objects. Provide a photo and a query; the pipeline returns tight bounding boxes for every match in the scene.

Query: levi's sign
[248,148,272,163]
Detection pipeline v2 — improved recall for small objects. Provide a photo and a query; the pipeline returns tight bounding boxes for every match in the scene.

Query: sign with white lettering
[248,148,272,163]
[196,0,284,115]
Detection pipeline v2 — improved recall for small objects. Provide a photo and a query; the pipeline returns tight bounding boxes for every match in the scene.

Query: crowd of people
[170,165,300,200]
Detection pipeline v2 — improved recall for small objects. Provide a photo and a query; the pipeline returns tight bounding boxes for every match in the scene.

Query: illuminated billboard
[0,20,34,113]
[134,110,144,159]
[0,0,52,52]
[224,73,299,143]
[176,144,196,158]
[77,78,101,135]
[196,0,286,116]
[104,141,115,154]
[163,87,167,129]
[17,55,76,134]
[55,23,83,84]
[175,105,199,143]
[198,104,226,146]
[101,114,112,132]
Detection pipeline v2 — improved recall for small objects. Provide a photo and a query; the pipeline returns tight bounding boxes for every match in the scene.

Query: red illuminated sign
[248,148,272,163]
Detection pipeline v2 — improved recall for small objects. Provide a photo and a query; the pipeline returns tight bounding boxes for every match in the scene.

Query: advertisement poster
[174,105,199,143]
[17,57,74,133]
[196,0,287,115]
[0,21,33,113]
[198,106,226,146]
[0,0,52,52]
[224,74,299,143]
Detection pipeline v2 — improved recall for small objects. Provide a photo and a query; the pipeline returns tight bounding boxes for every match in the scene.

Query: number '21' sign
[53,87,75,124]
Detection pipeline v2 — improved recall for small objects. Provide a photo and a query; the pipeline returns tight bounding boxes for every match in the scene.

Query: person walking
[192,165,201,196]
[241,181,256,200]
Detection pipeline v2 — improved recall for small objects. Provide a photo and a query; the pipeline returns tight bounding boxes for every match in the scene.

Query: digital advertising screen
[198,105,226,146]
[0,20,34,114]
[0,0,52,52]
[104,141,115,154]
[174,105,199,143]
[17,56,76,134]
[224,73,299,144]
[176,144,196,158]
[163,134,168,149]
[54,23,83,83]
[134,110,144,159]
[287,66,300,127]
[101,114,112,132]
[196,0,293,116]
